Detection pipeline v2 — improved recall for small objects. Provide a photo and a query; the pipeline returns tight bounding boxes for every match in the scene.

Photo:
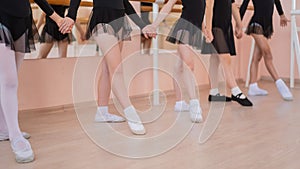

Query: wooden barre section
[30,0,182,6]
[141,6,182,13]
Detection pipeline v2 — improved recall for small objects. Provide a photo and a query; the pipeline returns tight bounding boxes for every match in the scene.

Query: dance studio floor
[1,80,300,169]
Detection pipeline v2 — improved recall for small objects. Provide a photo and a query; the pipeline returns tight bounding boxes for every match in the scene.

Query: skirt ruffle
[0,13,38,53]
[86,7,132,41]
[39,20,75,43]
[166,18,203,49]
[201,27,236,56]
[246,18,273,39]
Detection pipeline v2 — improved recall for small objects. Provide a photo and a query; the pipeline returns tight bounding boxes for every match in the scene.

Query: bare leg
[251,34,279,81]
[251,34,293,100]
[177,44,197,99]
[216,53,252,106]
[173,60,190,112]
[37,42,54,59]
[97,60,111,106]
[248,43,268,96]
[249,44,263,84]
[94,34,145,134]
[177,44,202,122]
[209,54,220,90]
[218,53,238,89]
[57,41,68,58]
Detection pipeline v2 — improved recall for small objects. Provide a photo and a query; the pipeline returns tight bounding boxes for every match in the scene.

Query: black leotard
[0,0,54,53]
[202,0,236,55]
[67,0,146,29]
[166,0,206,49]
[0,0,54,17]
[240,0,284,38]
[40,5,75,43]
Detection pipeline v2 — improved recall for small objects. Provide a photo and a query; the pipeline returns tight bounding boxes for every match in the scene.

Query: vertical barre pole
[152,1,160,105]
[290,0,296,88]
[245,38,255,87]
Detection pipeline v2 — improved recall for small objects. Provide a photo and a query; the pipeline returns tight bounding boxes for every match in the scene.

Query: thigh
[0,44,18,82]
[57,41,68,58]
[251,34,271,55]
[94,34,123,73]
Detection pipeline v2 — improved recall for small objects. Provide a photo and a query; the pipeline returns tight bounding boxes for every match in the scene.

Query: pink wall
[18,1,299,110]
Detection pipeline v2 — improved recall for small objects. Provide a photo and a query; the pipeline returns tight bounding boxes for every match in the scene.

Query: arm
[275,0,284,16]
[123,0,147,29]
[60,0,82,34]
[239,0,250,20]
[274,0,289,27]
[151,0,177,28]
[232,1,243,39]
[34,0,62,26]
[74,22,86,41]
[204,0,214,42]
[142,0,177,38]
[36,12,46,30]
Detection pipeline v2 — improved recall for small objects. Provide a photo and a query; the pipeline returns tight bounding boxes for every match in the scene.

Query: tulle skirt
[201,26,236,56]
[245,15,273,39]
[166,18,203,49]
[0,11,38,53]
[39,19,75,43]
[86,7,132,41]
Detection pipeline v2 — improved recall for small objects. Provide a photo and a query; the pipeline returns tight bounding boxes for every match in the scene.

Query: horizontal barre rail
[141,6,182,12]
[30,0,182,6]
[291,10,300,15]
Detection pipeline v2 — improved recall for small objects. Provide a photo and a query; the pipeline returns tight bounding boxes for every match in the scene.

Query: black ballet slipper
[231,93,253,107]
[208,94,232,102]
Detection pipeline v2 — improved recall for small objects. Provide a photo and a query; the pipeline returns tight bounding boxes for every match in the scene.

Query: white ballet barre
[245,36,255,87]
[152,0,165,105]
[290,0,300,88]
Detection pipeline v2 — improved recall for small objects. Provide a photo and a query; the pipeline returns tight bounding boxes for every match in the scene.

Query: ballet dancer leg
[208,54,231,102]
[218,53,252,106]
[248,44,268,96]
[94,34,145,134]
[37,42,54,59]
[94,59,125,122]
[173,60,189,112]
[177,44,202,122]
[0,44,34,163]
[57,40,68,58]
[251,34,293,100]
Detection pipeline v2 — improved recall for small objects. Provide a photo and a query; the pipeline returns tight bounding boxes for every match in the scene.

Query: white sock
[275,79,293,100]
[231,87,246,99]
[124,105,141,123]
[209,88,219,95]
[248,83,268,95]
[97,106,108,113]
[175,100,187,105]
[190,99,200,106]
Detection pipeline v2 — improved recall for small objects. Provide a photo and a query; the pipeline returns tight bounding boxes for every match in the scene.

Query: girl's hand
[202,24,213,43]
[235,26,243,39]
[280,15,290,27]
[142,24,157,39]
[59,17,75,34]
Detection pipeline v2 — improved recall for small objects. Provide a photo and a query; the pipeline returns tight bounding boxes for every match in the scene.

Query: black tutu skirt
[245,16,273,39]
[166,18,203,49]
[39,19,75,43]
[86,7,132,41]
[201,26,236,56]
[0,11,38,53]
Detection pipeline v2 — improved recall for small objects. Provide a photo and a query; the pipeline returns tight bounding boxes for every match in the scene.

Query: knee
[185,61,194,71]
[0,76,18,90]
[174,62,184,74]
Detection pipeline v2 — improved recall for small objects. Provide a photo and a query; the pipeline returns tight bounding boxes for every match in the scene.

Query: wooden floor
[1,80,300,169]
